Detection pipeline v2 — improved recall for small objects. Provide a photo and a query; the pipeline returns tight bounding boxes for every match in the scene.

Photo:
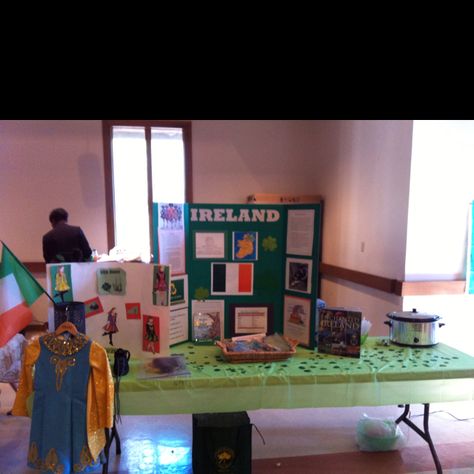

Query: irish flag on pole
[0,241,46,347]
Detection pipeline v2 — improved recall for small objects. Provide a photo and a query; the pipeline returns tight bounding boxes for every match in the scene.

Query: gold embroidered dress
[12,333,114,473]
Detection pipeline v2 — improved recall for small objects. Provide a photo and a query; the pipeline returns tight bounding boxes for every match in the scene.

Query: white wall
[307,121,414,336]
[0,120,107,259]
[4,119,471,350]
[0,120,108,322]
[406,120,474,280]
[1,120,323,258]
[192,120,320,203]
[1,120,323,322]
[404,120,474,354]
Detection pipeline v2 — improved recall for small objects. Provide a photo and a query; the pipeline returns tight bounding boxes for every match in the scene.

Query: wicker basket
[216,337,298,363]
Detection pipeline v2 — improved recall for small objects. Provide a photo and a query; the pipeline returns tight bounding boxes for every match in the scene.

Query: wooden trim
[145,127,154,256]
[320,263,402,295]
[401,280,465,296]
[102,120,193,252]
[320,263,466,296]
[102,120,115,252]
[183,122,193,203]
[24,262,46,273]
[247,193,322,204]
[26,260,466,297]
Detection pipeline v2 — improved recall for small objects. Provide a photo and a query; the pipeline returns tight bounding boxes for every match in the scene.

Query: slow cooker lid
[387,308,441,323]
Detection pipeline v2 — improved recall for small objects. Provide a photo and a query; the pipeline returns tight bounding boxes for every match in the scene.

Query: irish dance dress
[12,332,114,473]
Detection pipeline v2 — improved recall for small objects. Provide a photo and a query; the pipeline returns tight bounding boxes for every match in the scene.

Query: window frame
[102,120,193,252]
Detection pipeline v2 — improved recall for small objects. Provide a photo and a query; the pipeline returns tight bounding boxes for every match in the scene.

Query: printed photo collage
[191,229,272,343]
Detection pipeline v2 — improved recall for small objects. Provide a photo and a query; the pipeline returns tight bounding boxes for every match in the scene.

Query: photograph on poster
[157,203,186,275]
[152,264,170,306]
[229,303,273,337]
[194,231,226,259]
[50,264,73,303]
[84,296,103,318]
[159,203,184,230]
[125,302,141,319]
[285,257,312,293]
[170,275,188,310]
[143,315,160,354]
[232,231,258,261]
[283,295,312,347]
[191,299,225,342]
[97,267,126,295]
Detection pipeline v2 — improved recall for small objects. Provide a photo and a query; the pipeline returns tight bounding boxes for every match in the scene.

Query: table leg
[102,428,110,474]
[111,417,122,455]
[396,403,442,474]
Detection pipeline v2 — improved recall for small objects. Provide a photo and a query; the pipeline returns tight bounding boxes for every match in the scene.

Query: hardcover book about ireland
[317,307,362,358]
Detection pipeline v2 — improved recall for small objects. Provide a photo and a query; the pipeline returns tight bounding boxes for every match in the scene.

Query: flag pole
[1,240,55,304]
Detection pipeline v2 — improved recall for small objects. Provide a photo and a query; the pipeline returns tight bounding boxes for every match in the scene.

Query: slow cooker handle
[439,323,445,328]
[384,321,392,327]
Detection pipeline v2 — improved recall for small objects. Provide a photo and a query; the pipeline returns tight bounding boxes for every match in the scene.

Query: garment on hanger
[12,331,114,473]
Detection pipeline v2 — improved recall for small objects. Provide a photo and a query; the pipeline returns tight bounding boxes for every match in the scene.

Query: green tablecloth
[117,337,474,415]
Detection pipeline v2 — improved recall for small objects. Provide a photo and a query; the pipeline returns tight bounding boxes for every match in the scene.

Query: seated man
[42,208,92,263]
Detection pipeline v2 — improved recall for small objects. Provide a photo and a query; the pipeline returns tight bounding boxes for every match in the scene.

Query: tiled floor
[2,382,474,473]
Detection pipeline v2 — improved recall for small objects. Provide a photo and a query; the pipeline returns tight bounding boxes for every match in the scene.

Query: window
[103,120,192,260]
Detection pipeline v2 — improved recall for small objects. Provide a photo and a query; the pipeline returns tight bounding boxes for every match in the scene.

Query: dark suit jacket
[42,222,92,263]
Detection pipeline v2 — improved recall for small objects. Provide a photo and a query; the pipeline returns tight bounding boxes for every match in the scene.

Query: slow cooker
[384,308,444,347]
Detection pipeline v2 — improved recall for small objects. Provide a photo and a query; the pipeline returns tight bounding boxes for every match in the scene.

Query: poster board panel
[185,204,287,338]
[47,262,170,358]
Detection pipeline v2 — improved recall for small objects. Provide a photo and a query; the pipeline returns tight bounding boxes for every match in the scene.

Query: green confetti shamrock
[262,236,278,252]
[194,287,210,300]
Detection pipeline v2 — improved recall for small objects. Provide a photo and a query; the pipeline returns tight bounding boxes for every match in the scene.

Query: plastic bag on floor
[356,413,406,451]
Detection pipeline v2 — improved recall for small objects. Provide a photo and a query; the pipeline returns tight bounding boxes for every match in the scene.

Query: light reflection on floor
[124,438,192,473]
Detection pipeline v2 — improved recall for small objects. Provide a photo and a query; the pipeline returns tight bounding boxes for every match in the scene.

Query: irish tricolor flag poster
[0,242,45,347]
[211,262,253,295]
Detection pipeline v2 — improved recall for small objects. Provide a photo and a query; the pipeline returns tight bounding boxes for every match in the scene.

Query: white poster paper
[286,209,315,256]
[157,203,186,275]
[234,307,268,334]
[195,232,225,259]
[169,307,189,345]
[283,295,311,347]
[47,262,170,358]
[158,229,186,275]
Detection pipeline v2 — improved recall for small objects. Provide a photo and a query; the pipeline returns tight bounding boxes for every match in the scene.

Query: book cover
[317,307,362,358]
[136,354,190,379]
[192,311,222,344]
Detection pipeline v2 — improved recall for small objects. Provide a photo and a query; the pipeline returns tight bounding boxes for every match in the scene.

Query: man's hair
[49,208,69,224]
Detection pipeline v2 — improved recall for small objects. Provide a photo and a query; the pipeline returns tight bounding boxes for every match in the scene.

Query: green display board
[153,203,322,348]
[187,203,321,347]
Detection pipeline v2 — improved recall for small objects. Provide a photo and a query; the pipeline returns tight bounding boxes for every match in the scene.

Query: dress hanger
[55,321,78,336]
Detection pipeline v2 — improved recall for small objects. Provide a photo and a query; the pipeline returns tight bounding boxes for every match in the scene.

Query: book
[192,311,222,344]
[317,307,362,358]
[136,354,190,379]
